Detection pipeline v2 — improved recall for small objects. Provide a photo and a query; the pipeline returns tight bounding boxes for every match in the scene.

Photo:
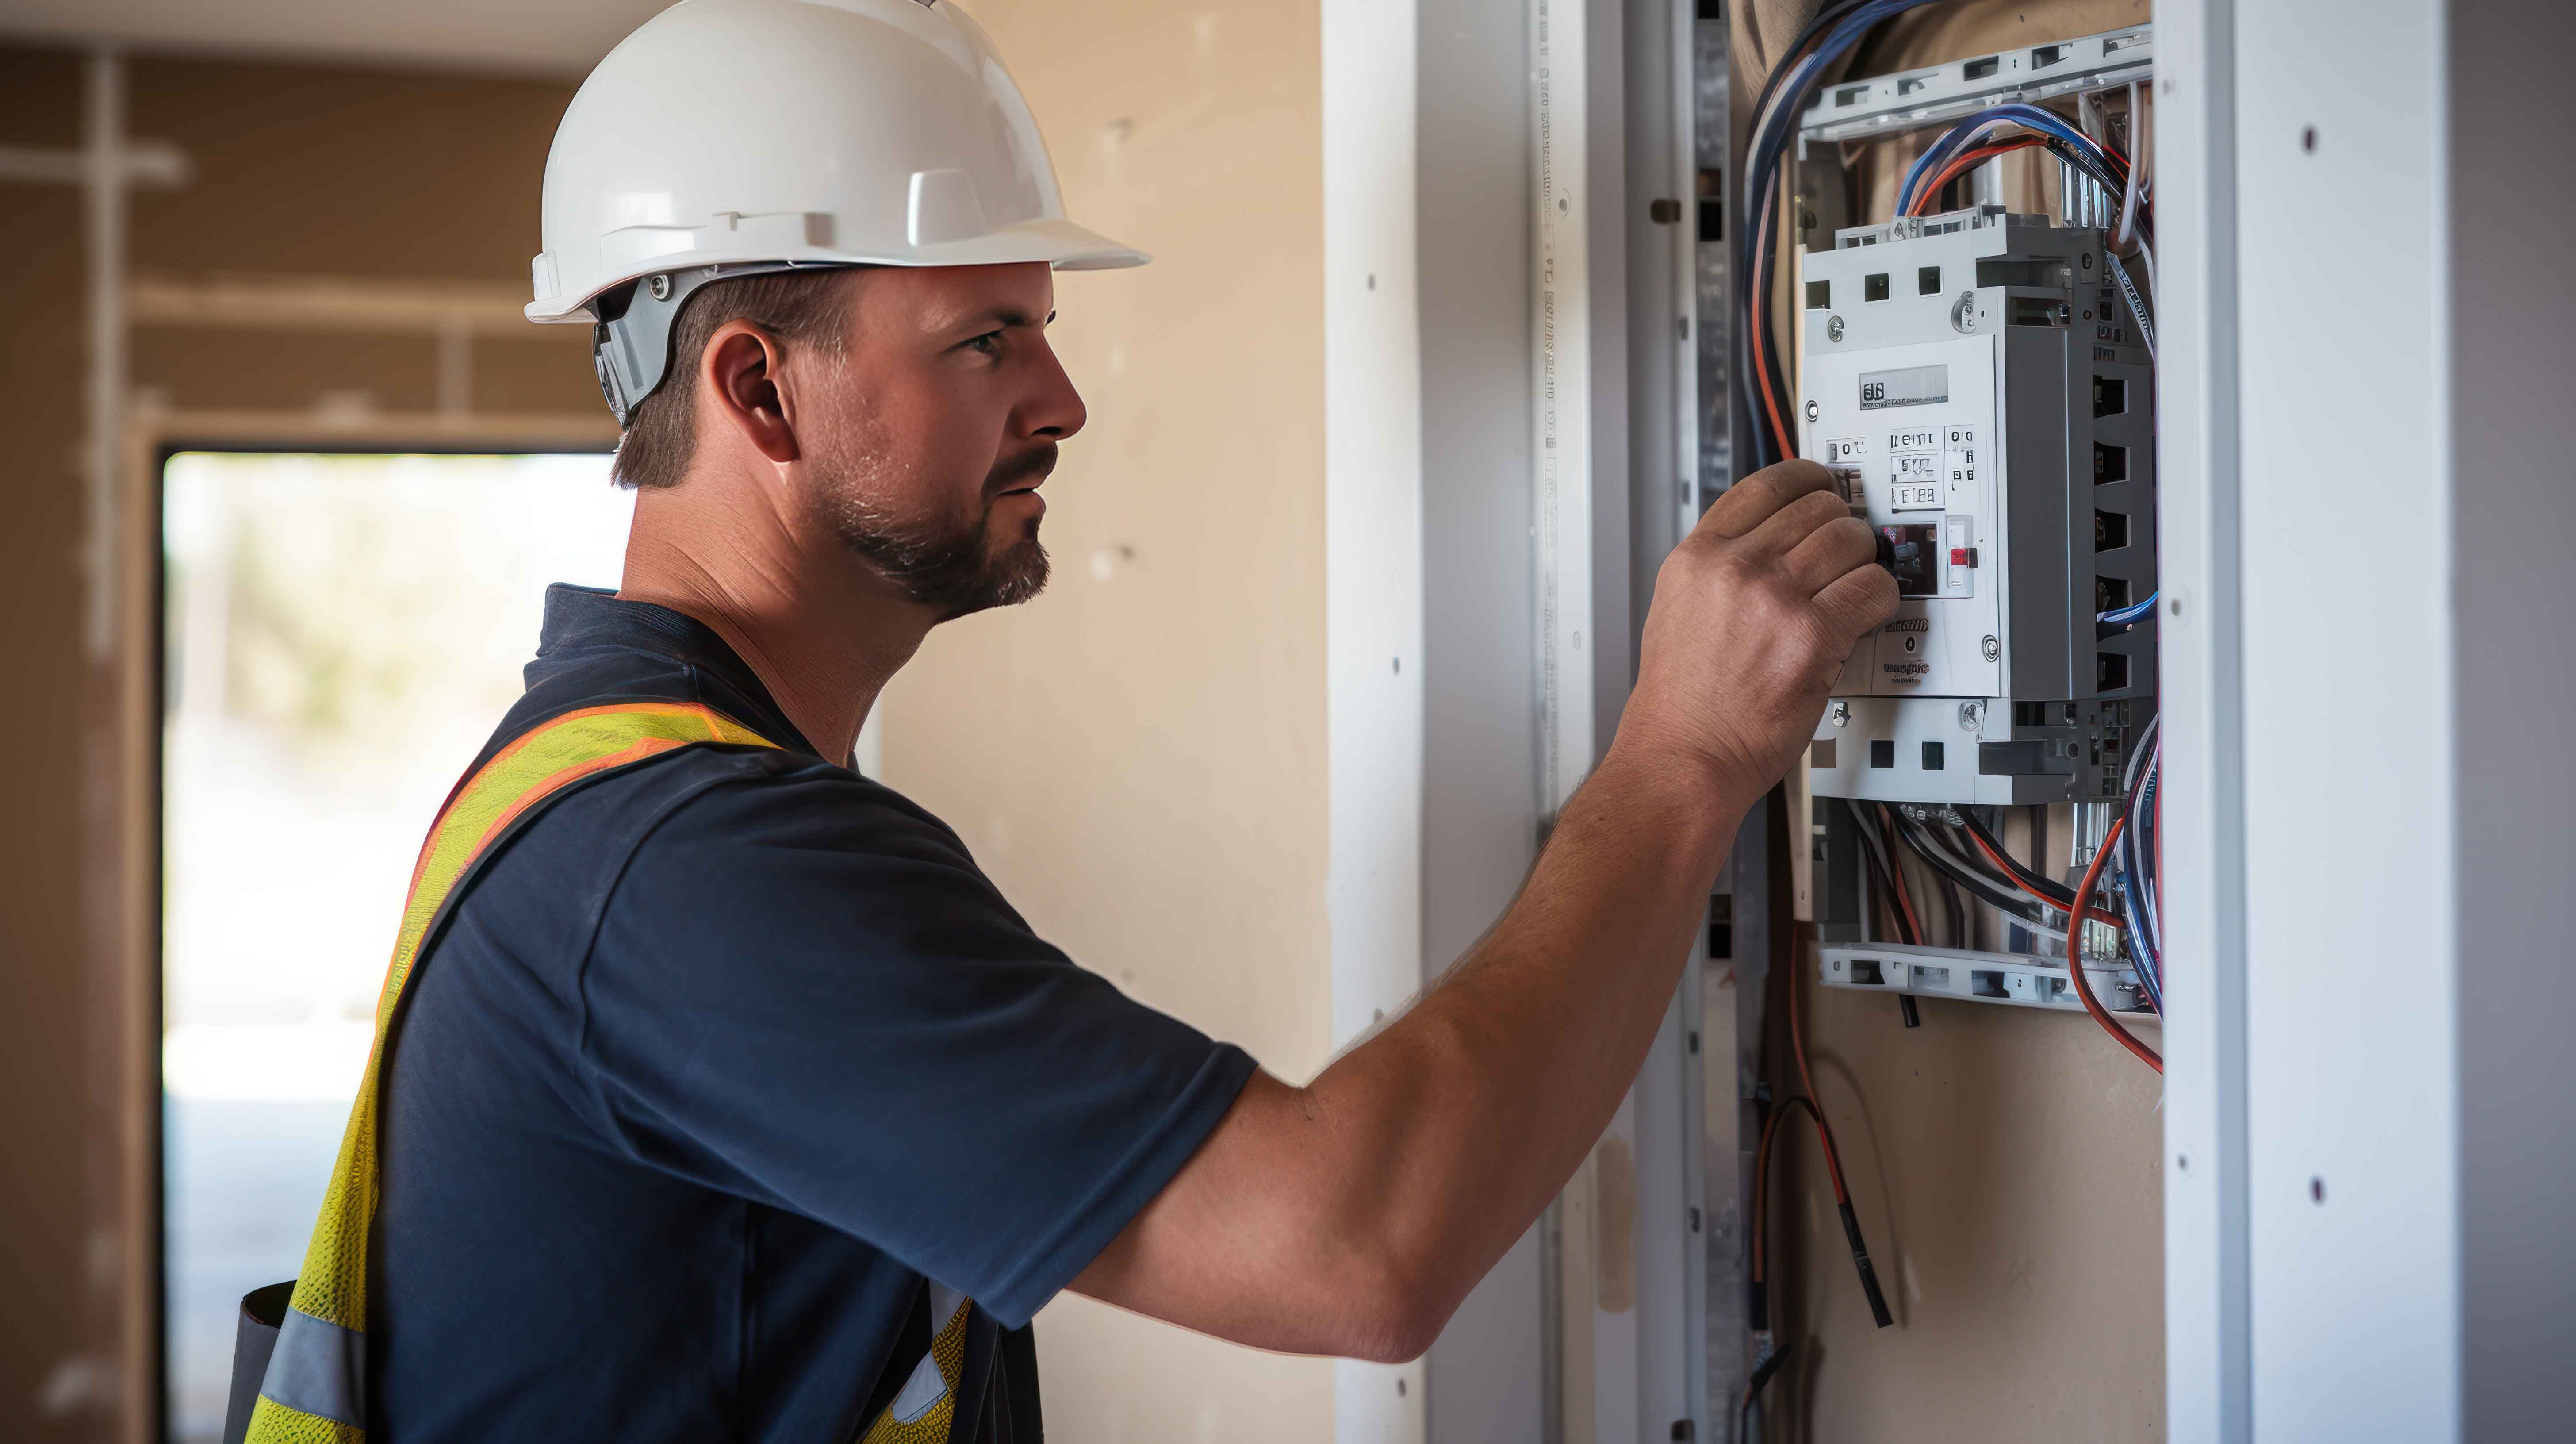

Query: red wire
[1786,933,1853,1202]
[1873,804,1926,944]
[2066,815,2163,1072]
[1963,825,2124,929]
[1906,136,2046,215]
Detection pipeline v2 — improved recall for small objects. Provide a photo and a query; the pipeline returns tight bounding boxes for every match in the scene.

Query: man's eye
[968,333,1003,356]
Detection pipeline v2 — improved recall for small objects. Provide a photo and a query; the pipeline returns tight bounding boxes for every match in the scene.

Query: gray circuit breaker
[1800,205,2154,804]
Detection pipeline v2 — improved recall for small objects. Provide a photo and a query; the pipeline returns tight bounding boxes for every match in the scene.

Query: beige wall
[1745,3,2168,1439]
[879,3,1337,1440]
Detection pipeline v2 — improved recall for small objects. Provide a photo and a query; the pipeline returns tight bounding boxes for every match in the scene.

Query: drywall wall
[1733,2,2170,1440]
[866,3,1340,1441]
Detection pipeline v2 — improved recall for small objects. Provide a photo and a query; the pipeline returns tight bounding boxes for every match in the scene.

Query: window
[160,451,629,1440]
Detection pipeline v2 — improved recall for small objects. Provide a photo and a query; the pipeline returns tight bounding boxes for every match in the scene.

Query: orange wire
[2066,816,2163,1072]
[1751,1104,1788,1285]
[1750,182,1794,460]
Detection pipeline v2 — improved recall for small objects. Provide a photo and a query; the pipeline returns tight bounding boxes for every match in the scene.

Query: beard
[813,441,1055,621]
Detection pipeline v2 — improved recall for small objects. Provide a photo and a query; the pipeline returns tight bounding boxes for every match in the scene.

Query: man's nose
[1022,339,1087,441]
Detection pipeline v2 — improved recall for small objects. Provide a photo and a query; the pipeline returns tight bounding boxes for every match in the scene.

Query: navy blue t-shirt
[370,585,1258,1440]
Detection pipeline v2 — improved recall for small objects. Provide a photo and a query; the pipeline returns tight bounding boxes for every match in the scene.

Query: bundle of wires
[1874,802,2165,1072]
[1740,929,1894,1442]
[2111,716,2164,1011]
[1898,104,2159,361]
[1882,803,2121,941]
[1736,0,1949,472]
[1894,102,2133,219]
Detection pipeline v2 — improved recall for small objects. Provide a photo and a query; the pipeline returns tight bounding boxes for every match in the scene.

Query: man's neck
[616,465,931,765]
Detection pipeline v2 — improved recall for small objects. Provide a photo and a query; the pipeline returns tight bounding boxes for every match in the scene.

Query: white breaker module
[1801,205,2155,806]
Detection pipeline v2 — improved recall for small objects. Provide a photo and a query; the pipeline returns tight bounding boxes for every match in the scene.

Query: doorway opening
[157,449,628,1440]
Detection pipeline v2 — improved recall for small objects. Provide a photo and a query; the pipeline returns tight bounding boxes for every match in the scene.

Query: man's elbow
[1334,1259,1451,1365]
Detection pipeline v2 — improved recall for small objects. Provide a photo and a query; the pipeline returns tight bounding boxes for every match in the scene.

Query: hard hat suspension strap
[590,260,863,426]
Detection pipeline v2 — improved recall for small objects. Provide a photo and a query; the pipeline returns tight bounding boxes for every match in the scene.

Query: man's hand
[1066,457,1897,1365]
[1617,458,1899,798]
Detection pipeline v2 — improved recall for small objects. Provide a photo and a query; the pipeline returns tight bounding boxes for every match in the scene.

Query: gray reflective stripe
[889,1349,949,1424]
[259,1306,365,1428]
[928,1282,965,1329]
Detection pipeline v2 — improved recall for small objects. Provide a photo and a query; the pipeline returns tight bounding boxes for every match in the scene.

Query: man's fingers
[1813,560,1903,643]
[1780,514,1880,595]
[1697,459,1836,541]
[1736,487,1855,564]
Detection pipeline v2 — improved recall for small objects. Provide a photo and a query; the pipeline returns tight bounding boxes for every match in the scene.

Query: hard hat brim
[525,219,1148,324]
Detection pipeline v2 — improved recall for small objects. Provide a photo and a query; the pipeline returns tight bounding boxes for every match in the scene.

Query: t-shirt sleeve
[578,764,1260,1328]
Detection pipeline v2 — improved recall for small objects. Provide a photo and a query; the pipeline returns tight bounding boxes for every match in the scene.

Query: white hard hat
[529,0,1145,420]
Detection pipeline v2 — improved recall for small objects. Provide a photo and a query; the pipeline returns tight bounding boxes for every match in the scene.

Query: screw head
[1804,399,1821,422]
[1981,635,2001,662]
[1828,701,1851,728]
[648,273,672,301]
[1959,701,1983,730]
[1826,314,1846,342]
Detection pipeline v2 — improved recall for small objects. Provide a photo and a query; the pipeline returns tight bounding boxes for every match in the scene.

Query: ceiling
[0,0,681,76]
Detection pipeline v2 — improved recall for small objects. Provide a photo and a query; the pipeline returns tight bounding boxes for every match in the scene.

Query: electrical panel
[1799,206,2154,806]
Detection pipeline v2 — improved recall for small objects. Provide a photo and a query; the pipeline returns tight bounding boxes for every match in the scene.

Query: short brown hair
[610,269,859,490]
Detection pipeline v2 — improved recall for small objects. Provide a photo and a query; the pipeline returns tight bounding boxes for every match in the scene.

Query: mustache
[988,443,1058,495]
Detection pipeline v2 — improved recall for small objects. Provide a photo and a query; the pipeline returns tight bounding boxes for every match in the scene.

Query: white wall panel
[2233,1,2458,1436]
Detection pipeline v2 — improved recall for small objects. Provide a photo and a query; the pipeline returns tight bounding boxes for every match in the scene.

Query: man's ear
[702,321,801,465]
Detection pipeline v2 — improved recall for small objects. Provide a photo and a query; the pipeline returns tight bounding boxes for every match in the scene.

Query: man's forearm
[1069,462,1890,1361]
[1302,739,1754,1335]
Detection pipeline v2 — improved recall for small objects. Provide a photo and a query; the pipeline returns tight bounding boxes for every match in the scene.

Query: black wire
[1738,1345,1790,1444]
[1843,800,1918,945]
[1959,810,2079,910]
[1890,814,2052,924]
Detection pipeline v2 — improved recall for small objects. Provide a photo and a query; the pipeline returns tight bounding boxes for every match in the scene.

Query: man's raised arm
[1071,459,1901,1360]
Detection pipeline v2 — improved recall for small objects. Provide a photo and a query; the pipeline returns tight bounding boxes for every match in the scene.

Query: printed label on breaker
[1894,452,1940,479]
[1945,426,1978,487]
[1891,482,1942,510]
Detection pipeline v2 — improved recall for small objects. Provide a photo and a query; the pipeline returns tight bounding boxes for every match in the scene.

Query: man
[237,1,1897,1439]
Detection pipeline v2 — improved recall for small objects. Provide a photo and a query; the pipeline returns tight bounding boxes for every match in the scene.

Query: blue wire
[1898,104,2112,215]
[1738,0,1944,469]
[2096,591,2159,626]
[2114,864,2161,1014]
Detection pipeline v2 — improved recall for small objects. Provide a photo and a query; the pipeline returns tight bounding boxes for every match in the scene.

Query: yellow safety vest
[239,702,790,1442]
